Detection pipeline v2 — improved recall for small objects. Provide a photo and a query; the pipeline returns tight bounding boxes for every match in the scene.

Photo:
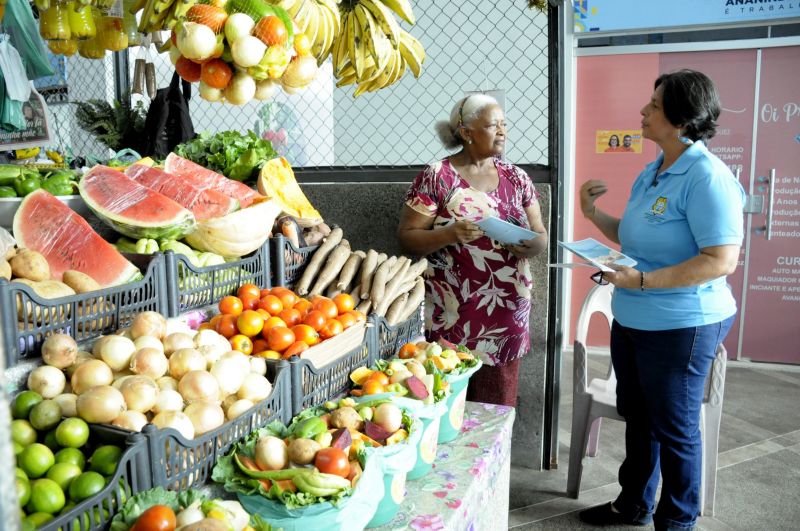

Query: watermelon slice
[164,153,261,209]
[79,165,196,240]
[13,190,140,287]
[125,164,239,221]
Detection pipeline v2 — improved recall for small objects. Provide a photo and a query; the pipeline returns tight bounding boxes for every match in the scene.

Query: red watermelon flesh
[12,190,140,287]
[164,153,261,209]
[125,164,239,221]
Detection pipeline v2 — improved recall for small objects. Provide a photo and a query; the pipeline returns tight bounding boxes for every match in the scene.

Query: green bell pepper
[14,176,42,197]
[0,165,22,186]
[0,186,17,198]
[41,175,74,196]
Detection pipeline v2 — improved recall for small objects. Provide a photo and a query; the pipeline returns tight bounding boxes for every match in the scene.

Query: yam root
[336,252,365,291]
[303,228,326,247]
[355,299,372,315]
[404,258,428,283]
[295,227,343,295]
[369,256,397,305]
[386,292,409,325]
[358,250,379,299]
[374,258,410,316]
[309,244,352,296]
[397,277,425,324]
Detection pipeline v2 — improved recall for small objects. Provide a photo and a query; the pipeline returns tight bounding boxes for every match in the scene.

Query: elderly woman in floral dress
[397,94,548,407]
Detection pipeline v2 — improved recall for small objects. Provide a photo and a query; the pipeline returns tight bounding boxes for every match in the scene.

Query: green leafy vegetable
[175,130,277,182]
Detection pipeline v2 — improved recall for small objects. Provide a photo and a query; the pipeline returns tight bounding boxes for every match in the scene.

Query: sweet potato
[364,420,393,443]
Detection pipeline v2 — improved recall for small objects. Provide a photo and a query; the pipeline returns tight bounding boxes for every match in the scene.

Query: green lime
[16,468,28,481]
[55,418,90,448]
[89,445,123,476]
[16,477,30,507]
[12,390,43,420]
[68,471,105,502]
[42,429,62,453]
[11,419,38,446]
[29,400,62,432]
[60,500,75,515]
[24,512,54,527]
[21,517,35,531]
[28,478,65,514]
[18,443,55,479]
[14,441,24,456]
[46,462,82,491]
[55,447,86,471]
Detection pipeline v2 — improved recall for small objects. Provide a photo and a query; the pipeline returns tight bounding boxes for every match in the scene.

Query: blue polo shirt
[612,141,745,330]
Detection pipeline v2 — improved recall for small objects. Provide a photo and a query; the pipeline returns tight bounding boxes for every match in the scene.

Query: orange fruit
[240,293,260,311]
[215,314,238,338]
[292,324,320,346]
[259,295,283,316]
[303,310,327,332]
[258,350,282,360]
[333,294,355,314]
[267,326,295,352]
[398,342,418,359]
[237,283,261,300]
[278,308,302,327]
[320,319,344,340]
[337,312,357,330]
[313,298,338,320]
[230,334,253,355]
[219,296,243,316]
[237,310,264,337]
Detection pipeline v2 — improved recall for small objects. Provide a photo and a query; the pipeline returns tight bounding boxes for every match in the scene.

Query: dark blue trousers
[610,316,734,530]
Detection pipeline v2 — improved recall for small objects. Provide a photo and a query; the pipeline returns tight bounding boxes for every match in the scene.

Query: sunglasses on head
[590,271,609,285]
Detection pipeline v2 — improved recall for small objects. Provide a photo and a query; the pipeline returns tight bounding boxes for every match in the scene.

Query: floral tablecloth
[373,402,516,531]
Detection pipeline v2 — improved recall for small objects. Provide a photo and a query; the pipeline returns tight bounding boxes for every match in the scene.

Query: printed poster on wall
[595,129,642,153]
[0,89,52,151]
[573,0,800,34]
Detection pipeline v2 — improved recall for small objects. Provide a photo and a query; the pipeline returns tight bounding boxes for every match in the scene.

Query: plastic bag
[0,68,25,132]
[143,73,196,158]
[3,0,55,80]
[0,35,32,101]
[0,227,16,258]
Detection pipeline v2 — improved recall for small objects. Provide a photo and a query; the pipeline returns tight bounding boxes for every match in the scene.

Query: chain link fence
[36,0,550,168]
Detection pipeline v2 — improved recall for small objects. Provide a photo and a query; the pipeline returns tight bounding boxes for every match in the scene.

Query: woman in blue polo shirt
[577,70,745,531]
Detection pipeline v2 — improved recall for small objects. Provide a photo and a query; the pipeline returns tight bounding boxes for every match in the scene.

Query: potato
[13,279,75,320]
[0,259,10,280]
[181,519,229,531]
[75,301,115,333]
[63,270,101,293]
[10,249,50,281]
[330,406,364,431]
[288,438,321,465]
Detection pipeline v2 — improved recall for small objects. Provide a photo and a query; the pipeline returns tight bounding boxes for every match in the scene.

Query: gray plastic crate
[0,253,168,368]
[289,337,372,415]
[367,302,425,365]
[144,360,291,491]
[163,242,272,317]
[40,425,152,531]
[270,235,318,288]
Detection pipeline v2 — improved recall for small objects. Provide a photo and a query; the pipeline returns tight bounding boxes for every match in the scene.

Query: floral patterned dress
[404,157,539,366]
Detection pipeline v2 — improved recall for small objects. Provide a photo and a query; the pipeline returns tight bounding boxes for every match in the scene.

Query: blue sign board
[573,0,800,33]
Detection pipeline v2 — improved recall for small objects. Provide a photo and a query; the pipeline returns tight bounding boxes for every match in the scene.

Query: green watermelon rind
[79,176,197,240]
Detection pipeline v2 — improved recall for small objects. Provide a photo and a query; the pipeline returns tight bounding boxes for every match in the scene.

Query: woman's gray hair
[434,94,499,150]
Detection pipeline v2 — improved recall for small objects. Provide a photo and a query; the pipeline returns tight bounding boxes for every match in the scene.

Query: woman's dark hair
[655,69,721,141]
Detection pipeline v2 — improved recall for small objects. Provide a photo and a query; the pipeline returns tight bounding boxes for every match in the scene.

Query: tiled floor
[508,353,800,530]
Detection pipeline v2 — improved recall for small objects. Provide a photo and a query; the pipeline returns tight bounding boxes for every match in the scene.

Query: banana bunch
[133,0,197,33]
[284,0,342,66]
[332,0,425,97]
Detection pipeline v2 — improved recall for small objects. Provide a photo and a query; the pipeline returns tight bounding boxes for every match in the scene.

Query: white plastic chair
[566,283,726,517]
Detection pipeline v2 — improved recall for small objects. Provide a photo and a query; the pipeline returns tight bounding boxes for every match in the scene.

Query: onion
[96,335,136,371]
[373,403,403,433]
[224,72,256,105]
[231,35,266,68]
[184,401,224,436]
[282,55,318,89]
[198,344,225,369]
[28,365,66,398]
[92,336,113,358]
[152,410,195,440]
[165,318,194,338]
[169,44,182,66]
[119,375,159,413]
[63,381,72,394]
[112,374,134,390]
[130,348,169,379]
[255,435,288,471]
[255,79,278,100]
[133,335,164,353]
[176,502,205,528]
[199,81,224,103]
[71,359,113,394]
[194,329,230,352]
[157,376,179,391]
[220,351,250,373]
[54,393,78,417]
[131,311,167,340]
[115,327,133,339]
[224,12,255,43]
[177,22,217,62]
[77,386,127,424]
[112,410,148,432]
[221,393,239,411]
[42,334,78,369]
[237,373,272,402]
[226,399,254,420]
[249,356,267,376]
[169,348,206,380]
[211,357,247,396]
[153,389,184,414]
[66,352,94,378]
[179,370,220,404]
[163,333,195,357]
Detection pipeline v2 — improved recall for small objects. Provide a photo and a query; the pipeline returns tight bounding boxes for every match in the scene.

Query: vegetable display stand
[144,360,291,490]
[163,243,272,317]
[40,425,153,531]
[438,361,482,443]
[270,234,318,289]
[367,302,424,366]
[0,253,168,368]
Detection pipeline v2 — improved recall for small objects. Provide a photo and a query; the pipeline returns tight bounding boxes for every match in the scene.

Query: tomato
[256,308,271,321]
[215,314,238,338]
[219,296,243,316]
[302,310,326,331]
[267,326,295,352]
[133,504,176,531]
[350,310,366,323]
[241,293,261,311]
[398,342,418,359]
[278,308,302,327]
[186,4,228,33]
[319,318,344,340]
[292,324,320,346]
[237,283,261,300]
[175,56,201,83]
[313,298,338,320]
[282,340,308,359]
[333,293,355,314]
[230,334,253,355]
[252,338,269,355]
[262,316,287,339]
[260,288,272,298]
[294,33,312,56]
[314,448,350,478]
[276,289,298,310]
[362,379,385,395]
[366,371,389,386]
[293,299,313,317]
[336,311,357,330]
[201,58,232,89]
[253,15,288,46]
[259,294,283,316]
[237,310,264,337]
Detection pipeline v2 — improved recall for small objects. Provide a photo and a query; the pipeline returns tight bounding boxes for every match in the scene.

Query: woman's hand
[505,238,539,258]
[580,180,608,218]
[602,265,640,289]
[449,220,484,244]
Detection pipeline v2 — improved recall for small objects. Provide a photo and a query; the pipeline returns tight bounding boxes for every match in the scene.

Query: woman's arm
[506,201,548,258]
[580,180,621,244]
[604,244,740,289]
[397,205,482,256]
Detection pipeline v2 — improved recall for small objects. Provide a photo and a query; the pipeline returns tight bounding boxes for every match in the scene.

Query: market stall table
[373,401,515,531]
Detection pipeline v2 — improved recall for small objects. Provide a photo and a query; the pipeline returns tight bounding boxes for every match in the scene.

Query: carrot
[397,277,425,324]
[238,455,261,472]
[358,250,379,299]
[374,258,410,316]
[295,227,343,295]
[309,244,352,296]
[369,256,397,307]
[280,216,303,249]
[350,389,364,397]
[336,251,365,291]
[259,479,272,491]
[386,292,409,325]
[274,479,297,493]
